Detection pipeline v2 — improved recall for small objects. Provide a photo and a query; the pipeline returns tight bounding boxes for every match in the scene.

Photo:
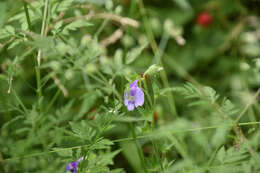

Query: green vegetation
[0,0,260,172]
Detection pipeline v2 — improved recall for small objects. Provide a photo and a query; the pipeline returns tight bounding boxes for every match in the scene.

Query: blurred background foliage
[0,0,260,172]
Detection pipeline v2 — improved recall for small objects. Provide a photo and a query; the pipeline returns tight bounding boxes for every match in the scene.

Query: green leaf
[56,0,74,12]
[172,0,191,10]
[91,139,114,150]
[216,146,226,163]
[83,0,106,5]
[53,147,73,157]
[126,42,148,64]
[0,25,15,39]
[1,115,24,129]
[5,25,15,35]
[62,20,92,35]
[0,2,6,27]
[8,39,23,50]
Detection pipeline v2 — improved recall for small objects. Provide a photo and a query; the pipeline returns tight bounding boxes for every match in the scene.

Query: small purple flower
[65,157,83,173]
[124,80,144,111]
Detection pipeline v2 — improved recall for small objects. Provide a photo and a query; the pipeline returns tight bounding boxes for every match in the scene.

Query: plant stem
[150,123,164,172]
[35,0,49,113]
[23,1,32,31]
[45,89,61,114]
[12,89,28,114]
[142,77,153,108]
[129,122,148,173]
[4,121,260,162]
[207,145,222,168]
[157,31,178,118]
[37,0,49,65]
[235,87,260,123]
[95,19,109,39]
[138,0,178,118]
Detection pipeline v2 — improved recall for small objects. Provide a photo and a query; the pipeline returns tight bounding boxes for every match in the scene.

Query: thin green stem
[154,31,169,64]
[45,89,61,114]
[4,121,260,162]
[35,66,42,111]
[235,87,260,123]
[150,123,164,172]
[160,67,178,117]
[129,122,148,173]
[156,31,178,118]
[138,0,157,53]
[138,0,178,118]
[129,0,137,18]
[142,78,153,107]
[207,145,222,167]
[23,1,32,31]
[12,89,28,114]
[95,19,109,39]
[36,0,49,113]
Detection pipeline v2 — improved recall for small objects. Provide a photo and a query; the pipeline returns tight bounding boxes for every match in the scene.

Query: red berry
[196,12,213,27]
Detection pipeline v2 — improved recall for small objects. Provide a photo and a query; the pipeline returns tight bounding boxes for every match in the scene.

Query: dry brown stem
[101,28,123,47]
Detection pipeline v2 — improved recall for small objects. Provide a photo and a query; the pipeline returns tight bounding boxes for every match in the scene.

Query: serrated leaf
[0,2,7,27]
[82,0,106,5]
[2,115,24,129]
[8,39,23,50]
[56,0,74,12]
[216,146,226,163]
[62,20,92,35]
[203,86,219,103]
[91,139,114,150]
[211,125,230,147]
[54,21,63,31]
[53,147,72,157]
[5,25,15,35]
[126,42,148,64]
[0,25,15,39]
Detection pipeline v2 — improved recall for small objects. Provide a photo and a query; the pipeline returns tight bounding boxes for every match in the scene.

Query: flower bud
[144,64,163,77]
[105,0,113,11]
[115,5,122,14]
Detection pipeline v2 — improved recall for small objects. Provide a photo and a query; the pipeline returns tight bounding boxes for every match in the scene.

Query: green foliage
[0,0,260,173]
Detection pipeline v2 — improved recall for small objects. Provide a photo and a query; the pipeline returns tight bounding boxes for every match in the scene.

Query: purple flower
[124,80,144,111]
[65,157,83,173]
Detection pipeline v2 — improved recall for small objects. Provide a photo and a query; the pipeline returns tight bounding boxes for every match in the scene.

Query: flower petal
[130,80,138,88]
[124,92,129,106]
[66,161,79,173]
[127,102,135,111]
[130,87,137,96]
[134,87,144,107]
